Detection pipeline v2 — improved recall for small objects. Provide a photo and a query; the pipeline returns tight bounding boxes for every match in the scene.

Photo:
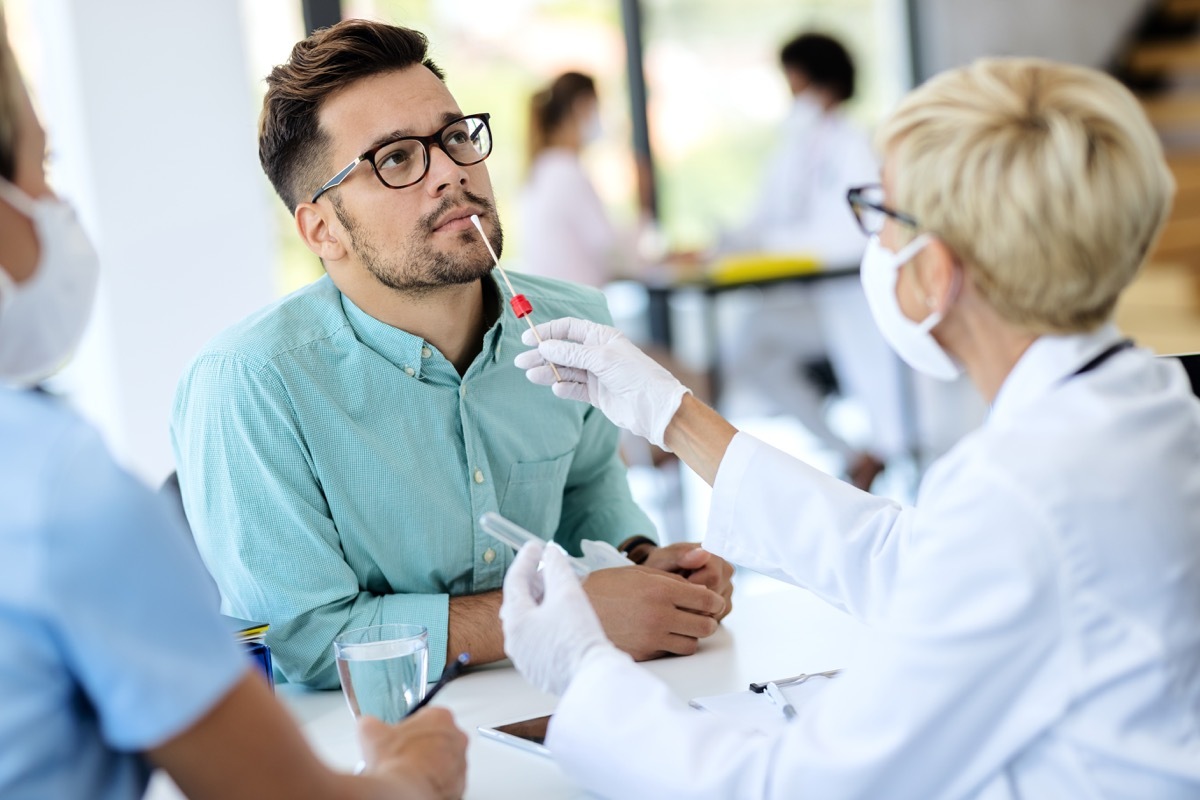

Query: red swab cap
[510,294,533,318]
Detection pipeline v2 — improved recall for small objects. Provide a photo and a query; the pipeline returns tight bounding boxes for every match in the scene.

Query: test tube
[478,512,591,578]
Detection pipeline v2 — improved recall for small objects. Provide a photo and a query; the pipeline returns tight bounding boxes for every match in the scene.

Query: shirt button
[460,384,467,397]
[483,548,496,564]
[421,346,432,359]
[473,469,485,484]
[404,366,416,377]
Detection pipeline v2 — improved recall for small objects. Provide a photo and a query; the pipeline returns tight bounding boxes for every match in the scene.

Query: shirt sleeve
[707,433,909,622]
[172,353,451,686]
[41,419,247,751]
[551,302,658,554]
[550,464,1067,799]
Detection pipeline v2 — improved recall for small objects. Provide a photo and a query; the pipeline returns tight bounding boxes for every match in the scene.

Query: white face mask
[582,110,602,145]
[788,90,824,129]
[860,234,961,381]
[0,179,100,387]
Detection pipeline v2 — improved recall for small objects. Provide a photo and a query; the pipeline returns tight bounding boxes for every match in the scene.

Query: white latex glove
[513,317,690,450]
[579,539,635,570]
[500,541,618,696]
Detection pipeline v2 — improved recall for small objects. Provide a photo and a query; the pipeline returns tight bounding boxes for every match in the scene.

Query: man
[723,32,910,490]
[0,10,465,798]
[171,19,732,688]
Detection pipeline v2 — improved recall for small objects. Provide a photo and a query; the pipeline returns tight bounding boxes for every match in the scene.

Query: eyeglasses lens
[374,116,492,189]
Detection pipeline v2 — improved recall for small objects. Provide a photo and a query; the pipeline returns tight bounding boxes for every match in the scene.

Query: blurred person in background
[506,57,1200,798]
[722,32,910,491]
[0,10,467,799]
[519,70,698,478]
[519,71,631,288]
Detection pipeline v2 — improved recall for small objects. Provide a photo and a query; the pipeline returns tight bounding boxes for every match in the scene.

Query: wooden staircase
[1114,0,1200,354]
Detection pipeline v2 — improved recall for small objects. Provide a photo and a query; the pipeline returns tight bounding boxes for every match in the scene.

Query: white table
[147,575,866,799]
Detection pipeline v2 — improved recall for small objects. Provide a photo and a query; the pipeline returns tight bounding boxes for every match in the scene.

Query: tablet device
[477,714,552,757]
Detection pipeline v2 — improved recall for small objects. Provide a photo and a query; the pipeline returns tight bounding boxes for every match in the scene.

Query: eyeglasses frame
[846,183,919,237]
[310,112,492,204]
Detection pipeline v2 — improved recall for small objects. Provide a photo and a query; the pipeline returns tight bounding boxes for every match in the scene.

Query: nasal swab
[470,214,562,382]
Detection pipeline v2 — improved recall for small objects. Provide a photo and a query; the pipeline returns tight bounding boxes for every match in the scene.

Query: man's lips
[432,207,483,233]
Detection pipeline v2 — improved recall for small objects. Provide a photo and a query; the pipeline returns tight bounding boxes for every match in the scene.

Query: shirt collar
[338,274,508,377]
[988,322,1126,427]
[480,273,507,366]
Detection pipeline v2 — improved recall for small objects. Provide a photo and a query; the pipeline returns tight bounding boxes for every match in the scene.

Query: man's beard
[332,189,504,295]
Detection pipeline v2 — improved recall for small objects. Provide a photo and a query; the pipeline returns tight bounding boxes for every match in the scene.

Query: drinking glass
[334,623,429,724]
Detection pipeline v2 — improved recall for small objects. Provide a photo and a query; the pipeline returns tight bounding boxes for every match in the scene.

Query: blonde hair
[877,58,1174,333]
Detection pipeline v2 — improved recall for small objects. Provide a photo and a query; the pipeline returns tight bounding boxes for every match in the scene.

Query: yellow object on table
[708,253,822,285]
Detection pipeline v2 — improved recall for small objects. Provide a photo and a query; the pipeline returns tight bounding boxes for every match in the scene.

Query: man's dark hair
[780,32,855,103]
[259,19,445,213]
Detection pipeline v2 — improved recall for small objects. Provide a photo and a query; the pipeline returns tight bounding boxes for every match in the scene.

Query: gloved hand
[500,540,618,696]
[514,317,691,450]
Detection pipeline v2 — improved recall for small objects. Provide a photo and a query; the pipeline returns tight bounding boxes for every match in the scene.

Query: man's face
[314,65,502,293]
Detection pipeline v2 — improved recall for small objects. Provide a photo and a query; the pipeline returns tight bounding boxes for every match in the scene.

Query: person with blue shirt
[0,14,466,800]
[171,19,733,689]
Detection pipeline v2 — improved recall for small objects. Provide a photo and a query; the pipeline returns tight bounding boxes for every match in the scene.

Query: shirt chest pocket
[497,452,574,539]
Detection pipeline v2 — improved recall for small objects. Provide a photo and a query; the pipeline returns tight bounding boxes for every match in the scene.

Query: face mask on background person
[581,108,602,146]
[859,234,962,381]
[788,90,824,130]
[0,178,99,387]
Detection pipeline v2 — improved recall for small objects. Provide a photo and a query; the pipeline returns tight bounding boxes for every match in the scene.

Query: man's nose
[425,144,468,194]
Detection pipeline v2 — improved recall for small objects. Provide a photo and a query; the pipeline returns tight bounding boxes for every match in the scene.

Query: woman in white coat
[518,72,626,288]
[501,58,1200,798]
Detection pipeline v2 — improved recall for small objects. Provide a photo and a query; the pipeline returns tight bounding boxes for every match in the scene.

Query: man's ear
[295,202,348,262]
[914,238,960,314]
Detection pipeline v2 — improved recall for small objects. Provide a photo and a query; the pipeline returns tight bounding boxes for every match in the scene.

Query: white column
[26,0,278,484]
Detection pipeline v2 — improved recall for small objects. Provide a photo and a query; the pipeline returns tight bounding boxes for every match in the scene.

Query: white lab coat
[518,148,623,289]
[723,96,912,460]
[548,326,1200,799]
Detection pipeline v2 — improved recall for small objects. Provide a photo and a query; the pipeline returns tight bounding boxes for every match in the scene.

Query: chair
[159,470,220,605]
[159,470,191,538]
[1171,353,1200,397]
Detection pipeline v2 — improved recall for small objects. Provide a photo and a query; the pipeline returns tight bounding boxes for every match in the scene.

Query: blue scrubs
[0,387,246,799]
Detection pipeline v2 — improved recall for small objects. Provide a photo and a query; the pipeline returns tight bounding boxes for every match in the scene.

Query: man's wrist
[616,535,657,565]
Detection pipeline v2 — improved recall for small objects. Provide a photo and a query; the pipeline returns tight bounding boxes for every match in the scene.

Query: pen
[749,668,841,693]
[764,681,797,721]
[405,652,470,717]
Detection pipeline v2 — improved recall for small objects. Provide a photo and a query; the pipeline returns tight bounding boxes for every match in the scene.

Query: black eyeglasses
[311,113,493,203]
[847,184,919,236]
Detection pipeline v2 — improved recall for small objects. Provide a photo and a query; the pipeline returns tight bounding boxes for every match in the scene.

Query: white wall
[914,0,1152,77]
[26,0,278,484]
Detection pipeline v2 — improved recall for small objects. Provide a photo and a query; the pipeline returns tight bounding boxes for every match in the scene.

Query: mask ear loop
[907,236,960,334]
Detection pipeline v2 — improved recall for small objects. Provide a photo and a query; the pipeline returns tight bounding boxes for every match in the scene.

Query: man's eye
[378,148,412,169]
[444,130,470,146]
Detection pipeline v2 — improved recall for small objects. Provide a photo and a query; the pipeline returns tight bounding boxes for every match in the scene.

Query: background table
[642,265,860,404]
[146,575,866,799]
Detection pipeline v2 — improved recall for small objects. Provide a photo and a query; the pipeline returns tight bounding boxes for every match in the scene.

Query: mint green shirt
[171,273,654,687]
